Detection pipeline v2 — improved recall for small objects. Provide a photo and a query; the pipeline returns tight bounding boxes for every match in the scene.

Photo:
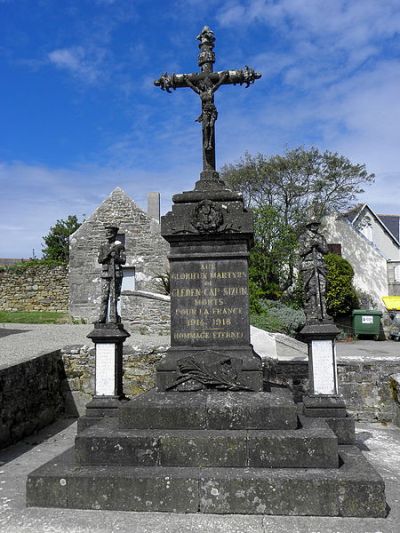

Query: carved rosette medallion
[191,199,223,233]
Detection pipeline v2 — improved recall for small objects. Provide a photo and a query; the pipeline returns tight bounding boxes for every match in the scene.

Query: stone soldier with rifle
[97,225,126,324]
[299,217,332,324]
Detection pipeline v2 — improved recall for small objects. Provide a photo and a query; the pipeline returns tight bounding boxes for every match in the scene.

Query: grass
[0,311,71,324]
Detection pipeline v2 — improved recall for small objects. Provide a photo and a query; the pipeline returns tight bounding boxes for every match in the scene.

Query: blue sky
[1,0,399,257]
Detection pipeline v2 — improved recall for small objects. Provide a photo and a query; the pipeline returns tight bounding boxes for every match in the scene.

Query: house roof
[377,215,400,242]
[341,203,364,223]
[343,203,400,248]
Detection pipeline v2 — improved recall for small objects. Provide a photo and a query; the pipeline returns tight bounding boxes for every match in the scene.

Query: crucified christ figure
[154,26,261,184]
[183,72,228,152]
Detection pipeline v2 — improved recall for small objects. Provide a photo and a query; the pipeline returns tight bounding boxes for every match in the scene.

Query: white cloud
[0,160,197,258]
[218,0,400,76]
[48,46,107,84]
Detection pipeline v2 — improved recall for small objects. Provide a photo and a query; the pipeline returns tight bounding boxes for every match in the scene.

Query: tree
[325,253,359,317]
[42,215,81,262]
[220,147,374,301]
[250,206,298,299]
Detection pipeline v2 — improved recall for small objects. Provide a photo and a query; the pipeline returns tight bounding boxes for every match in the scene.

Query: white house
[323,204,400,308]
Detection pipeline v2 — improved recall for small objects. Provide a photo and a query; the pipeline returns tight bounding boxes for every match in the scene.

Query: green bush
[250,300,305,337]
[325,253,359,317]
[0,258,65,273]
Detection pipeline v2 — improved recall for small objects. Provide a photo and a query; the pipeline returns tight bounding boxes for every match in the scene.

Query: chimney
[147,192,160,223]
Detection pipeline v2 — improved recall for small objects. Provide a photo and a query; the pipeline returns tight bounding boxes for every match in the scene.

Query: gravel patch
[0,324,170,368]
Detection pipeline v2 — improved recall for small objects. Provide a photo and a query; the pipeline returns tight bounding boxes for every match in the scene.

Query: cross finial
[155,27,261,190]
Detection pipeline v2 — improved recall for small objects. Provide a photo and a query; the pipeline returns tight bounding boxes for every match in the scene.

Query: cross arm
[154,66,261,93]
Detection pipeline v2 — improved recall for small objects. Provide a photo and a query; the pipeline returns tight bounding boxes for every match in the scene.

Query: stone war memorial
[27,26,386,517]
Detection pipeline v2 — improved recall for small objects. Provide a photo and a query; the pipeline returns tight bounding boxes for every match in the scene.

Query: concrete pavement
[1,324,400,531]
[0,419,399,532]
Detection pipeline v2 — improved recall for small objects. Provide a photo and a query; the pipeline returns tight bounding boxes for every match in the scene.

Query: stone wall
[60,344,400,423]
[269,356,400,422]
[0,265,69,312]
[2,344,400,449]
[69,187,169,324]
[121,291,170,335]
[60,343,169,415]
[0,351,65,449]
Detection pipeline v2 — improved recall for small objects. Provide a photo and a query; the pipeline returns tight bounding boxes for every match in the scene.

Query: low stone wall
[0,265,69,312]
[60,344,400,423]
[121,291,170,335]
[60,343,169,415]
[2,344,399,450]
[0,351,65,449]
[269,356,400,422]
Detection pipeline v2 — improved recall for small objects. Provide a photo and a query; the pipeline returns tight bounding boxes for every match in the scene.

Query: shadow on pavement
[0,327,30,338]
[0,416,77,465]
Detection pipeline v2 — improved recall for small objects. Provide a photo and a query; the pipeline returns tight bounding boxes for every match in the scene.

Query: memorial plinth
[157,187,263,392]
[79,322,130,430]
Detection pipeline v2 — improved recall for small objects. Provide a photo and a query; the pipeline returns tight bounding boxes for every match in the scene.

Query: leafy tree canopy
[42,215,81,262]
[221,146,374,225]
[325,253,359,317]
[220,147,374,302]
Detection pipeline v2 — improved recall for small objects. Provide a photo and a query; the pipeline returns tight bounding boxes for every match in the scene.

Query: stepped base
[75,415,338,469]
[27,446,386,517]
[26,386,386,517]
[118,388,298,430]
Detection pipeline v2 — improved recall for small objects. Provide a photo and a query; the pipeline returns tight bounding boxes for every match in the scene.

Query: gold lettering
[222,287,248,296]
[212,318,232,326]
[194,298,224,306]
[174,331,210,340]
[185,318,205,327]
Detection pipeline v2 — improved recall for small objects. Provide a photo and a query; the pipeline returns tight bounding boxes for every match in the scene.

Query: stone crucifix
[154,26,261,187]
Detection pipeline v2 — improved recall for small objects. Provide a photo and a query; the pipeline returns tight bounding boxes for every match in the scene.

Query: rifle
[109,252,117,323]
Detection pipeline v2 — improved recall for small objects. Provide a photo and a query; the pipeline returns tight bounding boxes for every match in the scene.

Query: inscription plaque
[95,343,116,396]
[170,258,250,346]
[311,339,338,395]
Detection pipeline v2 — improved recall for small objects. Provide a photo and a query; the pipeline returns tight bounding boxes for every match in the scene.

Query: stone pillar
[147,192,160,222]
[300,322,347,418]
[78,322,130,430]
[157,187,263,392]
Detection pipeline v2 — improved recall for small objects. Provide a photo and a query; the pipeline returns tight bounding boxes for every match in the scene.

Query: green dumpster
[352,309,383,340]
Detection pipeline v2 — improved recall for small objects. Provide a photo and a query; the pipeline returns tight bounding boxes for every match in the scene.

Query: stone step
[26,446,386,517]
[118,388,298,430]
[75,416,338,469]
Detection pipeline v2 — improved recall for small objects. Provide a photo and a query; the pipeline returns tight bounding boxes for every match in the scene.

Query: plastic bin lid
[382,296,400,311]
[352,309,382,316]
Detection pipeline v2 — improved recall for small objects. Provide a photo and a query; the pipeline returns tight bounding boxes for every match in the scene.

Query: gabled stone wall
[69,188,169,325]
[0,265,68,312]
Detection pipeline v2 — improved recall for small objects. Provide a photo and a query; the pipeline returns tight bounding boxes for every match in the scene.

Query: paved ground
[336,338,400,360]
[0,419,399,532]
[0,324,170,368]
[1,324,400,531]
[1,324,400,369]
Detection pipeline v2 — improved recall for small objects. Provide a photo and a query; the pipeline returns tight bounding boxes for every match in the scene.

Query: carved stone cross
[155,26,261,189]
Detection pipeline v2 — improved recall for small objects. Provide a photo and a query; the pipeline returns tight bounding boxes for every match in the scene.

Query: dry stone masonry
[0,265,68,312]
[0,351,65,449]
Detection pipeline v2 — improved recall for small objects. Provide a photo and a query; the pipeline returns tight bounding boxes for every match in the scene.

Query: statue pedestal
[158,186,263,392]
[300,322,354,443]
[78,322,130,431]
[301,322,340,397]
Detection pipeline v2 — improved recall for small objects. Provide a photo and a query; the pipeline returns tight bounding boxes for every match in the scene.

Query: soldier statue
[299,218,332,324]
[97,225,126,324]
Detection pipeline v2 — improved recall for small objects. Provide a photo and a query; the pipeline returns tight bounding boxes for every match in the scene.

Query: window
[394,265,400,283]
[121,267,135,291]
